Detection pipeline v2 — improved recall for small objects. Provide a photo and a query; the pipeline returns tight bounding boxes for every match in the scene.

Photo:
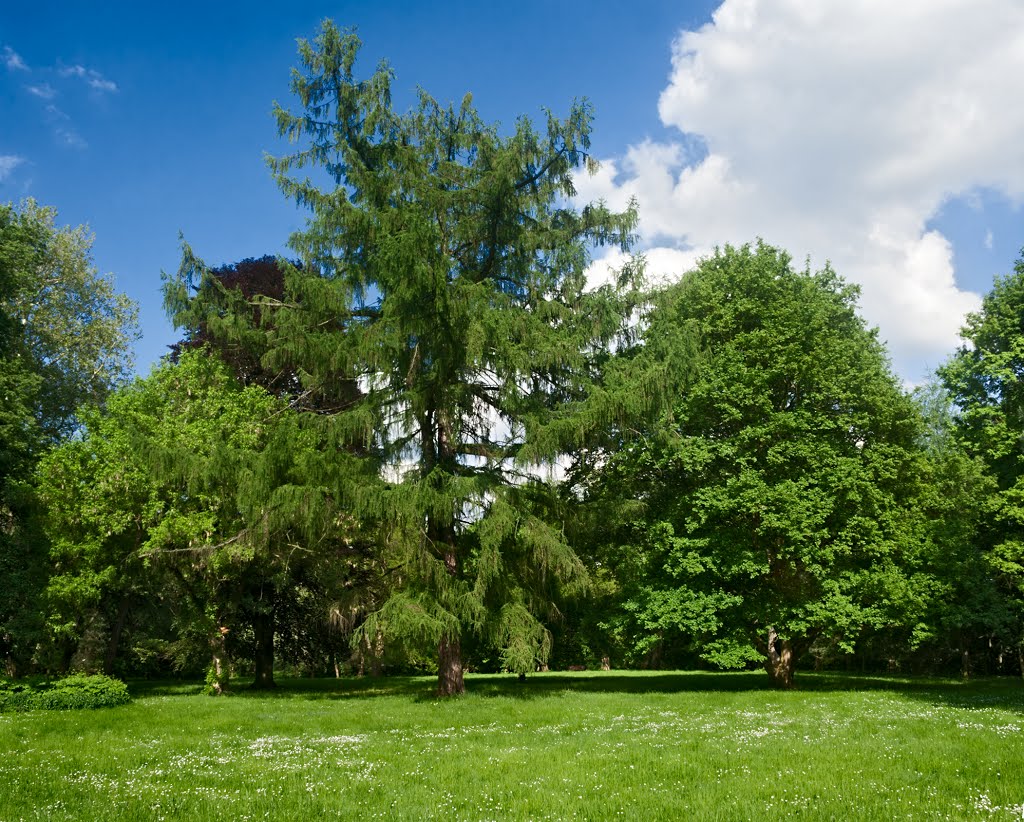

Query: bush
[0,674,131,711]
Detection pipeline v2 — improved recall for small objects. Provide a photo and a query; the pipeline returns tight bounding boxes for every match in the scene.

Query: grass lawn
[1,670,1023,820]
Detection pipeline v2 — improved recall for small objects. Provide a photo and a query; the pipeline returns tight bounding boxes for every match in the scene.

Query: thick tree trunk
[250,606,276,690]
[764,627,796,689]
[438,633,465,696]
[103,596,131,675]
[435,543,465,695]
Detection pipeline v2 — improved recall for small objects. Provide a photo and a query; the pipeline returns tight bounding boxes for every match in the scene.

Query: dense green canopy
[940,248,1024,663]
[9,22,1024,688]
[578,242,927,686]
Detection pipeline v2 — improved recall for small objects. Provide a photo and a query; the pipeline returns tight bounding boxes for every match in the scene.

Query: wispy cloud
[3,46,28,71]
[55,127,86,149]
[25,82,56,100]
[0,155,25,181]
[38,103,84,149]
[59,63,118,93]
[985,229,994,250]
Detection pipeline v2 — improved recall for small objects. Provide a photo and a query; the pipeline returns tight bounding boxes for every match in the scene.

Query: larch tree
[167,22,640,695]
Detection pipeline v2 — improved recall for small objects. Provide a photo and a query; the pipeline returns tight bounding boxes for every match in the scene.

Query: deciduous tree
[581,243,925,687]
[940,248,1024,672]
[1,199,138,675]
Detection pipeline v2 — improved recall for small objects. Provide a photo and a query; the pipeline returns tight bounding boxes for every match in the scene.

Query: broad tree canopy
[580,242,926,687]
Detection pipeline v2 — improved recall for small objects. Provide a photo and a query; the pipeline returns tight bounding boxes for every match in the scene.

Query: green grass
[2,671,1023,820]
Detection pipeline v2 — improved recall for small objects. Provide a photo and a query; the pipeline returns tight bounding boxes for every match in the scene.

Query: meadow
[1,671,1023,820]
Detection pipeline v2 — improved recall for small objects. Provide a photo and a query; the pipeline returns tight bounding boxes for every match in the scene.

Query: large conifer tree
[242,22,638,694]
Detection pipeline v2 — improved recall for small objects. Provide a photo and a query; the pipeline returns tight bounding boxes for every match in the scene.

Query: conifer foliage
[246,22,639,694]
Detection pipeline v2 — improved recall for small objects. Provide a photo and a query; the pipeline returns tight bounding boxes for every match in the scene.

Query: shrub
[0,674,131,711]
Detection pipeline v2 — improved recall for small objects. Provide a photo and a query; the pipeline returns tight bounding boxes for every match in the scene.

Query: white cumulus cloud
[578,0,1024,379]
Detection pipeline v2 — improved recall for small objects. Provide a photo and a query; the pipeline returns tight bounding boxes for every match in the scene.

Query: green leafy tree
[940,249,1024,672]
[1,199,138,675]
[2,199,138,445]
[582,242,926,687]
[37,352,356,685]
[900,381,1005,675]
[168,22,640,695]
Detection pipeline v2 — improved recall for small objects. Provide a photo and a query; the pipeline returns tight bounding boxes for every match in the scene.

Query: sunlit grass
[2,671,1023,820]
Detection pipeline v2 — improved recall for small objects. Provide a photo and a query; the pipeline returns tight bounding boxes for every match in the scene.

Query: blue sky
[2,1,1022,383]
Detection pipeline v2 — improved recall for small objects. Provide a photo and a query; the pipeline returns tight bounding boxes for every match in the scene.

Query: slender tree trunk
[250,605,276,690]
[103,596,131,675]
[209,626,230,696]
[764,627,796,689]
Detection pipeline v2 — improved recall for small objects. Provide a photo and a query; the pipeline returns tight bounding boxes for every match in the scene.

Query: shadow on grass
[127,668,1024,712]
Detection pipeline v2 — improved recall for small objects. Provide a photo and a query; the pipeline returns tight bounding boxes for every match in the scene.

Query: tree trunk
[764,627,796,689]
[103,596,131,675]
[427,410,465,697]
[601,656,611,671]
[209,626,230,696]
[438,633,465,696]
[250,605,276,690]
[370,627,384,677]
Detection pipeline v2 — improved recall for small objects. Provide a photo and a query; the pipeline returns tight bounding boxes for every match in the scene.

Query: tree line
[2,21,1023,694]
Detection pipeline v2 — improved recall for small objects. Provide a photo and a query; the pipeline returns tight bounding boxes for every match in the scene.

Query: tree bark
[250,604,276,690]
[438,633,465,696]
[435,540,465,696]
[764,627,796,689]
